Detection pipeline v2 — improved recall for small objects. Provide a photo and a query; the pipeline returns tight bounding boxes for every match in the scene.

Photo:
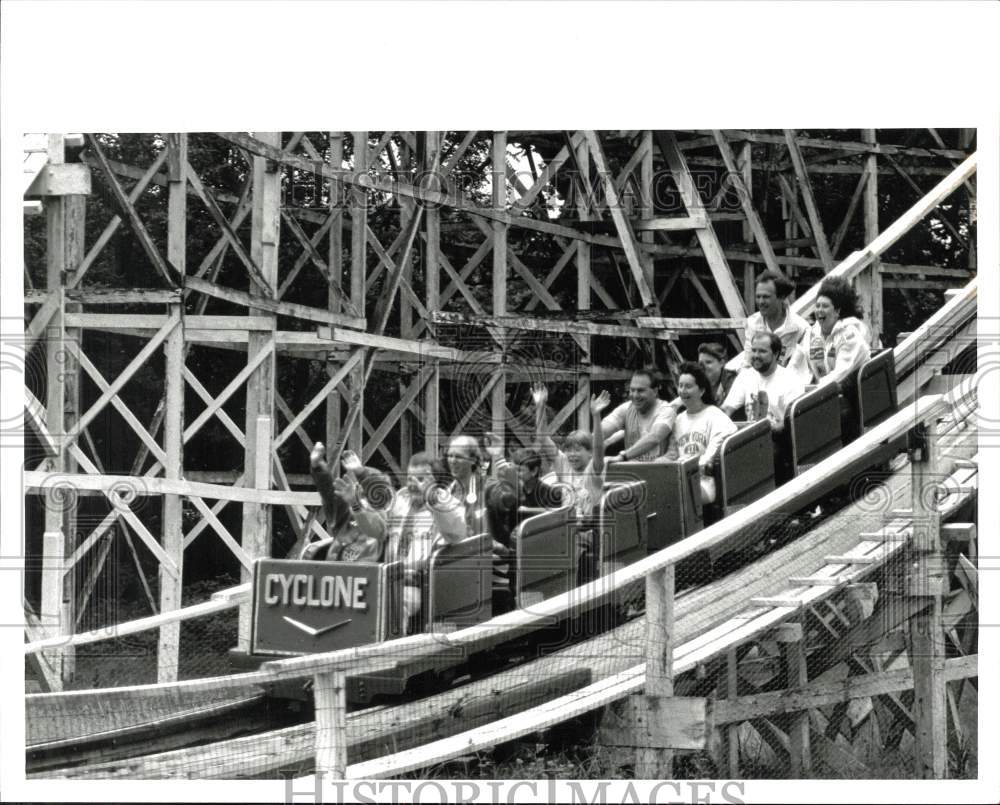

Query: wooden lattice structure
[21,130,976,688]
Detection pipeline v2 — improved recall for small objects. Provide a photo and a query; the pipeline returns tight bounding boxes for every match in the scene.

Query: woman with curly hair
[805,276,871,384]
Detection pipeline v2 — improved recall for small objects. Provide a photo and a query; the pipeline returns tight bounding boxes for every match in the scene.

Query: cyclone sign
[251,559,383,656]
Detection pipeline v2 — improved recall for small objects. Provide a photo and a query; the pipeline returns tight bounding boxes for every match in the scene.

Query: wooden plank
[25,163,91,197]
[315,325,467,361]
[631,216,706,231]
[696,129,971,160]
[430,312,676,340]
[25,595,241,655]
[824,555,878,565]
[636,316,746,330]
[314,670,348,778]
[602,695,708,751]
[712,655,977,724]
[184,276,364,329]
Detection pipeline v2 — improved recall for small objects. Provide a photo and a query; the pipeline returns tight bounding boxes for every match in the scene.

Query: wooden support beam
[491,132,508,441]
[347,131,369,453]
[777,620,811,775]
[314,670,348,778]
[184,276,364,330]
[576,134,593,432]
[424,130,442,455]
[654,132,747,319]
[636,564,675,777]
[584,131,655,307]
[858,129,884,344]
[712,655,977,724]
[712,131,783,277]
[910,417,946,779]
[783,131,835,271]
[72,150,168,288]
[431,312,676,340]
[84,135,178,287]
[239,132,281,653]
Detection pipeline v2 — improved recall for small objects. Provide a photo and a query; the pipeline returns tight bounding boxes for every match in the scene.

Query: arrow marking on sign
[282,615,353,637]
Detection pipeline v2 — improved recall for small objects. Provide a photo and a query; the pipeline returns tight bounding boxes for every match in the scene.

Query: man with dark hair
[722,332,805,433]
[743,269,810,370]
[602,367,676,463]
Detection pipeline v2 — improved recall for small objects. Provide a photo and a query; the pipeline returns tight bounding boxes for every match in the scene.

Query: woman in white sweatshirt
[804,276,871,385]
[667,362,737,504]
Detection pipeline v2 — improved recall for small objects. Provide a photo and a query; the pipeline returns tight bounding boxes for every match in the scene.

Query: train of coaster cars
[231,350,902,704]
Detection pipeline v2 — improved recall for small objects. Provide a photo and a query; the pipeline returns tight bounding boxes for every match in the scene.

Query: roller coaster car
[232,532,493,703]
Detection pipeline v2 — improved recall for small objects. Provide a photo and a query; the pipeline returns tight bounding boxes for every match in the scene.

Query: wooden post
[860,129,884,346]
[910,417,946,778]
[739,140,756,311]
[776,621,811,776]
[725,647,740,776]
[424,131,441,454]
[491,131,508,441]
[42,134,71,687]
[239,132,280,652]
[347,131,368,454]
[636,563,675,777]
[327,132,345,457]
[398,136,415,469]
[158,134,186,680]
[314,669,348,778]
[577,135,593,431]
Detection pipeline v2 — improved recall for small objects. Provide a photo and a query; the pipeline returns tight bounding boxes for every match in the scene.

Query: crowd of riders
[303,272,872,631]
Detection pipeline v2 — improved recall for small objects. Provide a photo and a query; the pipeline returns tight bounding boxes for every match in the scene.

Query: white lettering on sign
[263,572,369,610]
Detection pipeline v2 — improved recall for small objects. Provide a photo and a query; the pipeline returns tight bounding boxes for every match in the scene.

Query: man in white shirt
[602,367,677,463]
[722,332,806,433]
[742,270,810,370]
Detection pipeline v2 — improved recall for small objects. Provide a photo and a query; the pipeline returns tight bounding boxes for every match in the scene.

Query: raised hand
[590,389,611,416]
[341,449,363,474]
[483,431,504,460]
[332,475,359,505]
[530,382,548,408]
[310,442,329,473]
